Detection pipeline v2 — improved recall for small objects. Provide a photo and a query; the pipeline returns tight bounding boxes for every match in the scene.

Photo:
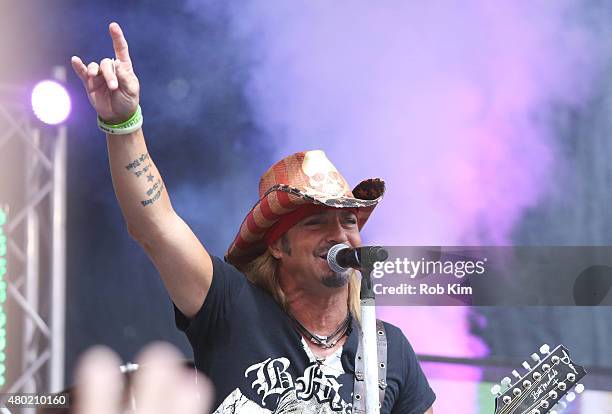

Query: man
[71,22,435,413]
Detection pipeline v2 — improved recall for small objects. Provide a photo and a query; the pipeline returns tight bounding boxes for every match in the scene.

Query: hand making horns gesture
[71,22,140,124]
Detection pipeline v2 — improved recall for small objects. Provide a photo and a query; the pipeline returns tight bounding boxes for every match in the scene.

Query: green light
[0,207,7,388]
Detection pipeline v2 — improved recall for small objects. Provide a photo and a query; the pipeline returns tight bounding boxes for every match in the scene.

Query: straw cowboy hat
[225,150,385,268]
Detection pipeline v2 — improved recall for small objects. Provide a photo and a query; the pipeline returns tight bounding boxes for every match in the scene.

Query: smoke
[207,0,605,245]
[184,3,612,411]
[68,0,612,248]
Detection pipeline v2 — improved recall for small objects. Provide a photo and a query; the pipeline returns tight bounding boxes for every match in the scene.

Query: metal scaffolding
[0,69,67,413]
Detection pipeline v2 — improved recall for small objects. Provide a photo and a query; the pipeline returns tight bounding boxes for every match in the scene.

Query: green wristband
[98,105,143,135]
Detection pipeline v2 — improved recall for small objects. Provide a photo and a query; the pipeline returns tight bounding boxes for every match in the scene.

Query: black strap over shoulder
[352,319,388,413]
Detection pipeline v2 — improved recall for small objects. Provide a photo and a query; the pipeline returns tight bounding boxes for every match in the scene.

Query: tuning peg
[566,392,576,402]
[550,402,563,414]
[501,377,512,388]
[556,401,567,410]
[522,361,531,370]
[531,353,541,363]
[490,384,501,395]
[575,383,585,394]
[512,370,521,379]
[540,344,550,355]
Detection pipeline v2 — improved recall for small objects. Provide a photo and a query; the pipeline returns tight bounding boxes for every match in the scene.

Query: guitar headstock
[492,344,586,414]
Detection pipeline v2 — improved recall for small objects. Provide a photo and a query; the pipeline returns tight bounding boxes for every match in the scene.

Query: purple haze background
[188,1,607,410]
[6,0,612,411]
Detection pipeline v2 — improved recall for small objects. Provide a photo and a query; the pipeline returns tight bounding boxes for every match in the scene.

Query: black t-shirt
[175,256,435,413]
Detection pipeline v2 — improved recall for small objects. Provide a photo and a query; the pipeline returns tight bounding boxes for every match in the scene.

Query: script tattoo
[123,153,164,206]
[125,153,150,175]
[141,181,164,206]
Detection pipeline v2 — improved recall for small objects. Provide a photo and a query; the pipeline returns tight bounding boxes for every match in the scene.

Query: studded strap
[352,319,387,413]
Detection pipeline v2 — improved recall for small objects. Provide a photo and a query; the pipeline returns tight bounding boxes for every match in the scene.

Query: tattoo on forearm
[123,153,164,206]
[141,180,164,207]
[133,164,153,178]
[145,180,160,197]
[125,153,151,176]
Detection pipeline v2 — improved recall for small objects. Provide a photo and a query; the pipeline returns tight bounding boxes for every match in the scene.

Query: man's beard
[322,271,349,288]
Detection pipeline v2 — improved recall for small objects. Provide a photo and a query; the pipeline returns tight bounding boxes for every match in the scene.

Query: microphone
[326,243,389,273]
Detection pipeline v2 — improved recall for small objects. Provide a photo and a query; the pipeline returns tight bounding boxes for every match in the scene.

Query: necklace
[290,312,352,349]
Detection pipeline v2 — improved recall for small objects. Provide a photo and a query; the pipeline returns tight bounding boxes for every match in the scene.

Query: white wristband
[98,105,143,135]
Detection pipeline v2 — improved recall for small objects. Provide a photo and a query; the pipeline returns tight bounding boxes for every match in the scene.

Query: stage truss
[0,70,67,413]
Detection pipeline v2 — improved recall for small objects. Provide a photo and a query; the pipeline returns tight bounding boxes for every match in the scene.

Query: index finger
[109,22,131,63]
[70,56,88,83]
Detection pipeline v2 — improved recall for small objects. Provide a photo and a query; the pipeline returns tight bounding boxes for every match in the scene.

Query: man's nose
[325,219,349,245]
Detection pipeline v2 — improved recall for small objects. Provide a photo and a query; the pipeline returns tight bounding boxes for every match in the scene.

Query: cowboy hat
[225,150,385,267]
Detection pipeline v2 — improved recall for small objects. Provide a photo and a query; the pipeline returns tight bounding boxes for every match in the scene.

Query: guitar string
[498,359,561,414]
[498,360,556,414]
[518,379,573,414]
[519,382,563,414]
[497,359,562,414]
[499,358,569,414]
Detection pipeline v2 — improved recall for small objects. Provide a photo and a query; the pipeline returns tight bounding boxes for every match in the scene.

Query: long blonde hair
[240,249,362,324]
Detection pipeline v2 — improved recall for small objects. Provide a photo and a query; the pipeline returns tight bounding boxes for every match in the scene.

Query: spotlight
[31,80,71,125]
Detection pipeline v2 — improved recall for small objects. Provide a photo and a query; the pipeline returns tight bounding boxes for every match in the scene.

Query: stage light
[31,80,71,125]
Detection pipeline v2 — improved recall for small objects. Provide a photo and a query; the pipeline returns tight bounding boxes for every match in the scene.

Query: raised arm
[71,22,212,318]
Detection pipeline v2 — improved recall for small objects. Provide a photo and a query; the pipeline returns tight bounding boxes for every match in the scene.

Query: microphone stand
[360,258,381,414]
[328,244,388,413]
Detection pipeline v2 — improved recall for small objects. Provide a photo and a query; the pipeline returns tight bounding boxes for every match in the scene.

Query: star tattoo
[147,174,154,182]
